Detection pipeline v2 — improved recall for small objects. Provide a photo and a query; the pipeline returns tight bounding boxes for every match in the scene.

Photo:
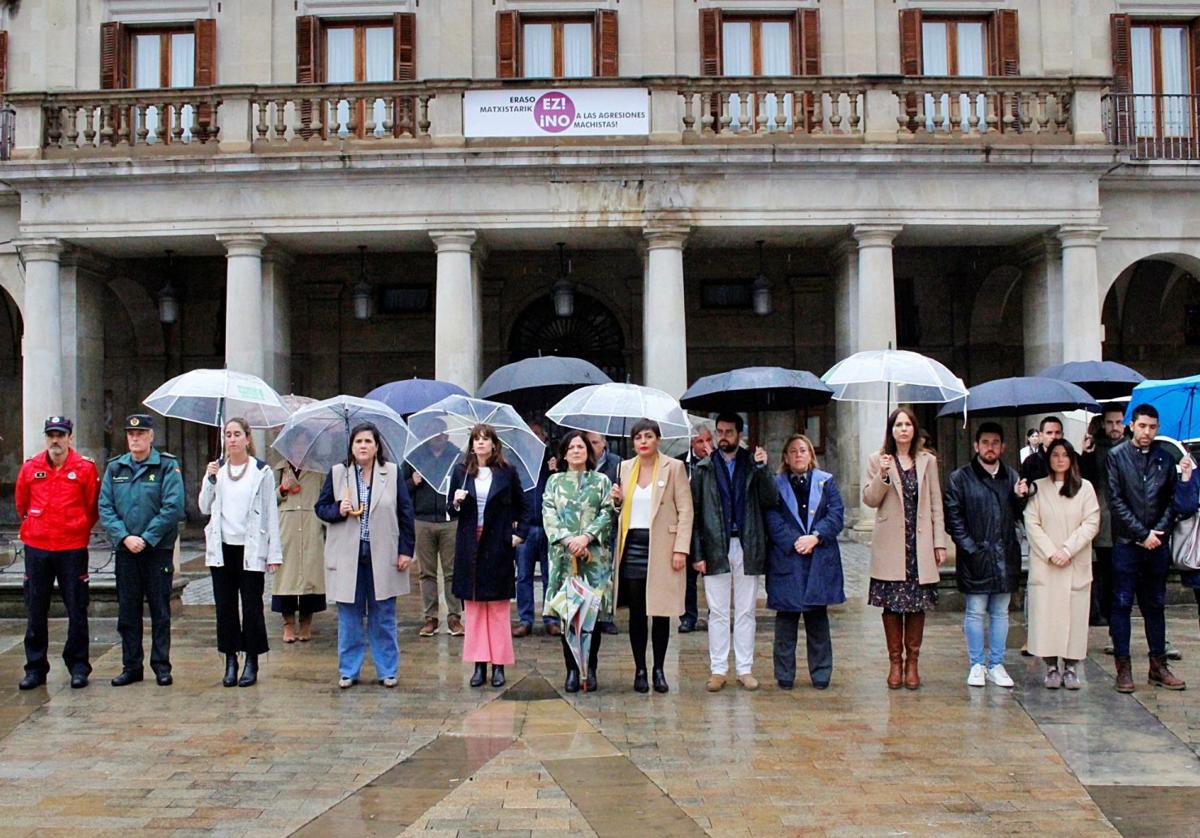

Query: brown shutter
[899,9,922,76]
[1110,14,1133,93]
[991,10,1020,76]
[699,8,722,75]
[296,16,320,137]
[394,12,417,137]
[193,19,217,137]
[595,10,618,77]
[1191,19,1200,97]
[100,21,129,89]
[497,11,520,78]
[795,9,821,75]
[0,32,7,94]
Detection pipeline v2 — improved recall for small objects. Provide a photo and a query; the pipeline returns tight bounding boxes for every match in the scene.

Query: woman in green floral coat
[542,430,616,693]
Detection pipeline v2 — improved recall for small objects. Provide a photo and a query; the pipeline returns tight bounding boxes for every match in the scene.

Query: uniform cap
[44,416,73,433]
[125,414,155,431]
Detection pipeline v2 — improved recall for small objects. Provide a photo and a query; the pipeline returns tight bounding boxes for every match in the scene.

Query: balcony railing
[1104,93,1200,160]
[4,75,1109,160]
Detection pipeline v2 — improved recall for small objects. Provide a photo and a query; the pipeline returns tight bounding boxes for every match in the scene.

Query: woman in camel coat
[271,462,327,642]
[1024,438,1100,690]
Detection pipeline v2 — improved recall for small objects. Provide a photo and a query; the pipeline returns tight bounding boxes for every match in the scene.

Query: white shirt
[629,482,653,529]
[218,461,258,545]
[474,466,493,527]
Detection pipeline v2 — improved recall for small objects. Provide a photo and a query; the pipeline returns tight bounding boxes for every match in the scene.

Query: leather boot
[222,654,239,688]
[469,662,487,687]
[903,612,925,690]
[882,612,904,690]
[491,664,506,688]
[282,615,296,644]
[238,654,259,687]
[1114,655,1135,693]
[298,614,313,642]
[1149,655,1186,690]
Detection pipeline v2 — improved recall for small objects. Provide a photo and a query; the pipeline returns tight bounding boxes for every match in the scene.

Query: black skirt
[620,529,650,581]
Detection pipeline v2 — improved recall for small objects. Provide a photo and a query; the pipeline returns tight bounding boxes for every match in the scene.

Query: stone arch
[967,264,1023,345]
[107,276,167,358]
[0,281,22,521]
[1097,241,1200,304]
[0,254,26,319]
[1102,255,1200,379]
[507,287,628,382]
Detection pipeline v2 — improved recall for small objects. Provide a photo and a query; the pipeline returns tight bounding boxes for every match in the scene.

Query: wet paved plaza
[1,543,1199,836]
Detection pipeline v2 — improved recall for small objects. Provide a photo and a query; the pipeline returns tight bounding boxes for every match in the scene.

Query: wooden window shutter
[699,8,722,76]
[990,10,1020,76]
[497,11,520,78]
[100,21,129,89]
[1110,14,1132,93]
[394,12,417,137]
[0,32,7,94]
[899,9,922,76]
[795,9,821,75]
[194,19,217,85]
[296,15,320,84]
[595,10,618,77]
[1191,19,1200,97]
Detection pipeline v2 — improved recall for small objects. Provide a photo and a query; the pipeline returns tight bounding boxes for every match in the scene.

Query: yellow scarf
[618,454,660,553]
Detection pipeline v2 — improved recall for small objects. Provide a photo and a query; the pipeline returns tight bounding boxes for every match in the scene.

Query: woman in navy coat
[765,434,845,690]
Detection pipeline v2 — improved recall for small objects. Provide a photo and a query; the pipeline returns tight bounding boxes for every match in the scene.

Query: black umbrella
[937,376,1100,419]
[1039,361,1145,400]
[476,356,612,402]
[681,367,833,412]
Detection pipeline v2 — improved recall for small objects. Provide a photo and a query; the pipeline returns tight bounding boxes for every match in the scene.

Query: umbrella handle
[343,472,364,517]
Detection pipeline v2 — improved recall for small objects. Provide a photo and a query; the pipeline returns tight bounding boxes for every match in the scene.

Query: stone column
[642,228,689,398]
[59,250,109,460]
[431,230,480,393]
[18,240,64,457]
[832,240,860,525]
[216,234,268,378]
[1020,235,1064,375]
[851,224,902,532]
[261,247,293,393]
[1058,226,1106,363]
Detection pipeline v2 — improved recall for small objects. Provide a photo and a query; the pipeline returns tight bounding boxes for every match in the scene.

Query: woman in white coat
[1024,438,1100,690]
[199,418,283,688]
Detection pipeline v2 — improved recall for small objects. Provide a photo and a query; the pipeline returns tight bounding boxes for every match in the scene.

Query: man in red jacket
[15,416,100,690]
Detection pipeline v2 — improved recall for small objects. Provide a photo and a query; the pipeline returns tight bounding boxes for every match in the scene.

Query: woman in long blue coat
[765,434,845,690]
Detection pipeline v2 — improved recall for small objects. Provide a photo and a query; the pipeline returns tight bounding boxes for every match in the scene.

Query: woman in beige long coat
[611,418,693,695]
[271,462,327,642]
[862,407,946,690]
[1024,438,1099,690]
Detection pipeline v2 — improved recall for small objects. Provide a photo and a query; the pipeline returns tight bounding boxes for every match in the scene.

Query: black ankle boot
[652,668,669,693]
[633,669,649,693]
[470,662,487,687]
[585,669,598,692]
[238,654,258,687]
[491,664,506,687]
[565,669,580,693]
[222,654,238,688]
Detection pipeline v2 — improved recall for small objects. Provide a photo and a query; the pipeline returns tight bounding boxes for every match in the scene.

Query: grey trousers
[773,608,832,687]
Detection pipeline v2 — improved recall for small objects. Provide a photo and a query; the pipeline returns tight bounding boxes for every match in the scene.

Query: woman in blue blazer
[765,434,845,690]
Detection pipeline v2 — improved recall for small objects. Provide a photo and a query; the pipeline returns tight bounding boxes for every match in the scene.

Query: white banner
[463,88,650,138]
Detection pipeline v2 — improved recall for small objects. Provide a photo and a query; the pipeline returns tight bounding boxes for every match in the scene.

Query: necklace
[227,460,249,482]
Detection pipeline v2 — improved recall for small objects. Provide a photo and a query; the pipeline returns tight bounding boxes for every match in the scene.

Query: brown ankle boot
[903,612,925,690]
[1114,655,1135,693]
[282,615,296,644]
[1149,655,1186,690]
[882,613,904,689]
[298,614,313,642]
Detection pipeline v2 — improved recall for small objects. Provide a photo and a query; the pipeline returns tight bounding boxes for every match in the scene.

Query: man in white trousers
[691,414,778,691]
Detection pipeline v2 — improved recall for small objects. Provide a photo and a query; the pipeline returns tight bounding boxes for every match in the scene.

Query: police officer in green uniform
[98,414,186,686]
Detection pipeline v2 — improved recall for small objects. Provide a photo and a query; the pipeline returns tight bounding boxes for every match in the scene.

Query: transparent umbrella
[547,383,691,439]
[270,395,410,473]
[821,349,967,411]
[144,368,290,429]
[405,395,546,493]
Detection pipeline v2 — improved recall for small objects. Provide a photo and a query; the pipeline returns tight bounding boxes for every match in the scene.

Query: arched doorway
[0,287,22,522]
[1103,257,1200,379]
[508,292,627,381]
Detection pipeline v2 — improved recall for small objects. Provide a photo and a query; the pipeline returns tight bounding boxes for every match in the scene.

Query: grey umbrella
[476,356,612,402]
[937,376,1100,419]
[1039,361,1145,401]
[681,367,833,411]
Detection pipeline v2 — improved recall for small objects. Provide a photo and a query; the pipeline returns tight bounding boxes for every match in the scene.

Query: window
[921,17,987,132]
[323,20,393,136]
[523,18,593,78]
[1130,23,1193,138]
[132,29,195,141]
[722,17,793,130]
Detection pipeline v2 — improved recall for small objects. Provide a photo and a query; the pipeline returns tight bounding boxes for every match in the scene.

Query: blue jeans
[516,525,557,627]
[963,593,1010,667]
[337,544,398,680]
[1110,542,1169,659]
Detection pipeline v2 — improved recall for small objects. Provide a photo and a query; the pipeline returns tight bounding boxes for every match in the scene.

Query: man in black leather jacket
[1107,403,1184,693]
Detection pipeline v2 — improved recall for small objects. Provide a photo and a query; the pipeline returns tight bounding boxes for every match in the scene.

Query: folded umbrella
[365,378,469,418]
[1124,374,1200,441]
[1039,361,1145,401]
[547,383,691,439]
[681,367,833,412]
[546,555,604,685]
[937,376,1100,419]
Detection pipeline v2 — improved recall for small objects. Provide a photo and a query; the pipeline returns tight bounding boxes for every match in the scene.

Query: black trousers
[682,562,700,624]
[116,547,174,675]
[1090,546,1113,625]
[624,577,669,671]
[23,546,91,677]
[773,608,832,687]
[210,545,269,656]
[561,631,603,674]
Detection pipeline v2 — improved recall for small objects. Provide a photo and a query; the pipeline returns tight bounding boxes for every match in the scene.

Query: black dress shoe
[238,654,258,687]
[777,680,795,690]
[652,668,669,693]
[18,672,46,691]
[633,669,649,693]
[585,670,598,692]
[564,669,581,693]
[491,665,505,688]
[811,681,829,690]
[469,662,487,687]
[222,654,239,687]
[70,672,89,689]
[678,620,696,634]
[600,622,618,635]
[155,671,173,687]
[110,670,144,687]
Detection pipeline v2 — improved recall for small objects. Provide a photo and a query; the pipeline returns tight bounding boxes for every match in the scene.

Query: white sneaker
[987,664,1014,688]
[967,663,987,687]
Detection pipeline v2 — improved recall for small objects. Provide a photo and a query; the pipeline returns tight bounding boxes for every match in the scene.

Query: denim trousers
[337,542,398,680]
[1110,542,1169,658]
[516,525,557,626]
[963,592,1011,667]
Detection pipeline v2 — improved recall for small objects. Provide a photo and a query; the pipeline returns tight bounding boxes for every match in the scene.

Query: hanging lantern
[353,245,373,321]
[552,242,574,318]
[752,240,771,317]
[158,250,179,324]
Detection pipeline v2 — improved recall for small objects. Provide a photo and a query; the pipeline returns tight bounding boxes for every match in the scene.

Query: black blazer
[449,462,528,602]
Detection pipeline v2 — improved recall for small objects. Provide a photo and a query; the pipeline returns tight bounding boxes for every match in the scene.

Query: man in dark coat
[1020,416,1063,483]
[676,427,712,633]
[691,414,778,691]
[513,422,560,638]
[1081,405,1126,627]
[943,422,1028,689]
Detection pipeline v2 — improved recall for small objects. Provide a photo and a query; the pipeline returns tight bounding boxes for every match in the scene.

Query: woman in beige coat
[611,418,694,695]
[271,462,327,642]
[863,407,946,690]
[1024,438,1100,690]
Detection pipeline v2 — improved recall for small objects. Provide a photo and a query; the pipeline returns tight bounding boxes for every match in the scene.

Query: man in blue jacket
[98,414,186,686]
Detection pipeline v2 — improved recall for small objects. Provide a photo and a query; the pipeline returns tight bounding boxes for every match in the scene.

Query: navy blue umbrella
[937,376,1100,418]
[681,367,833,411]
[365,378,469,417]
[476,356,612,402]
[1039,361,1145,400]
